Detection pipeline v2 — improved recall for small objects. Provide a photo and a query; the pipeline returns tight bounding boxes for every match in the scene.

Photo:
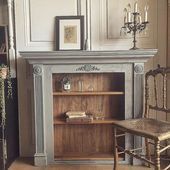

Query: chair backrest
[144,65,170,119]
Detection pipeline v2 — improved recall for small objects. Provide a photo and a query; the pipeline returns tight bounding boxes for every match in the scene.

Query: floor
[9,158,153,170]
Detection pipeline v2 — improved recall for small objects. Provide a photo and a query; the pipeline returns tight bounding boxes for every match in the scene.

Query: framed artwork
[56,16,84,50]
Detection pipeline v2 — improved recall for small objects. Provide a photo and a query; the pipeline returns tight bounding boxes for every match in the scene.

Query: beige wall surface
[168,2,170,124]
[169,2,170,67]
[13,0,168,157]
[0,0,7,25]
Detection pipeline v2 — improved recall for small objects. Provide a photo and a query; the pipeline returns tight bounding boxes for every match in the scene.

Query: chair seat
[113,118,170,141]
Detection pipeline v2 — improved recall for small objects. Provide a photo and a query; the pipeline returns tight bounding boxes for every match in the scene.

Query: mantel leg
[33,65,47,166]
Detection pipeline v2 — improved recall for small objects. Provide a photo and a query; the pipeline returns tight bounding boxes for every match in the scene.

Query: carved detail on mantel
[33,65,42,75]
[76,64,100,72]
[134,64,144,74]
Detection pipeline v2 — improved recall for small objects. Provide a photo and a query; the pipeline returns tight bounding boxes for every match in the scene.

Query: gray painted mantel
[21,49,157,166]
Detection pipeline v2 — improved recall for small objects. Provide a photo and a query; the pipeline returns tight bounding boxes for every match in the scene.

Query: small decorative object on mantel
[61,76,71,92]
[55,16,84,51]
[120,2,149,50]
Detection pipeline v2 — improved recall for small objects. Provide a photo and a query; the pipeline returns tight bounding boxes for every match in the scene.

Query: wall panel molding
[90,0,158,50]
[15,0,81,51]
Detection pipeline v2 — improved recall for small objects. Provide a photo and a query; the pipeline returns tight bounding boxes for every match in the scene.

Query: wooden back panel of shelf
[53,95,124,119]
[52,73,125,158]
[54,124,114,155]
[53,73,124,119]
[52,73,124,92]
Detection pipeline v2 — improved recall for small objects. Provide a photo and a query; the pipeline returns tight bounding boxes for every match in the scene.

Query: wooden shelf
[54,118,118,125]
[53,91,124,96]
[52,73,125,161]
[54,152,115,160]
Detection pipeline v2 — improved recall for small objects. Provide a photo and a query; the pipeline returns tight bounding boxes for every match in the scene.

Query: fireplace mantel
[21,49,157,166]
[21,49,157,64]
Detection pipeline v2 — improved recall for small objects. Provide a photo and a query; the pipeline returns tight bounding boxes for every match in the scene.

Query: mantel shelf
[21,49,158,65]
[53,91,124,96]
[54,118,119,125]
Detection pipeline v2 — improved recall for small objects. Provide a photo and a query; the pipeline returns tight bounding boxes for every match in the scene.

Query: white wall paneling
[15,0,82,51]
[7,0,16,77]
[14,0,160,51]
[91,0,157,50]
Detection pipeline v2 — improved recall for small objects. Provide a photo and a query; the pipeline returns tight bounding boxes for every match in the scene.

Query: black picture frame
[55,16,84,51]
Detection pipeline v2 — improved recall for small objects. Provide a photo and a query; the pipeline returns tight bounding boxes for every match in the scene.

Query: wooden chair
[113,66,170,170]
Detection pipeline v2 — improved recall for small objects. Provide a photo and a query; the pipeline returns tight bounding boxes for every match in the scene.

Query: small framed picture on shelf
[55,16,84,51]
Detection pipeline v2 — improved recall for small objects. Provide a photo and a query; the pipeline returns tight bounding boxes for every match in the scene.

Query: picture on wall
[56,16,84,50]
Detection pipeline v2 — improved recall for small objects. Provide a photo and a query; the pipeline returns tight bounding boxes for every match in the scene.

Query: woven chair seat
[113,118,170,141]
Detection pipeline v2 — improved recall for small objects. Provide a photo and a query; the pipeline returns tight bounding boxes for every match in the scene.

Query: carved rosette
[76,64,100,72]
[134,64,144,74]
[33,65,42,75]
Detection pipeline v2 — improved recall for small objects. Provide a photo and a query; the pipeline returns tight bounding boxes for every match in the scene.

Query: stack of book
[66,111,93,123]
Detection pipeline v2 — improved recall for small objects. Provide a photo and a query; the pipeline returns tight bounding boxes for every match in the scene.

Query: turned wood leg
[113,127,118,170]
[155,140,160,170]
[145,138,151,167]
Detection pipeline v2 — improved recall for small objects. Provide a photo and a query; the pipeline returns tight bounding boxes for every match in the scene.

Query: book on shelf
[66,111,86,118]
[65,111,93,123]
[66,116,93,123]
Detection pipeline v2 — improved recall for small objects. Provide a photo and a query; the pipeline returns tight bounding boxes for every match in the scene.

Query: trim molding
[22,0,80,48]
[7,0,16,77]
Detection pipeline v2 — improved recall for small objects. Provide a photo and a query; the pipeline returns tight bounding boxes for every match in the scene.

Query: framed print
[56,16,84,50]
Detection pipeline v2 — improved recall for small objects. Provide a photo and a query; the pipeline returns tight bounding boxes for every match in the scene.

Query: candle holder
[121,3,149,50]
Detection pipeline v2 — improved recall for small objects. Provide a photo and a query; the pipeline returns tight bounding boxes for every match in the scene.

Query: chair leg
[113,127,118,170]
[145,138,151,167]
[155,140,160,170]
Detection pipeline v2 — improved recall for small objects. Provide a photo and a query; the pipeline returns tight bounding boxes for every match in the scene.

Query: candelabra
[121,2,149,50]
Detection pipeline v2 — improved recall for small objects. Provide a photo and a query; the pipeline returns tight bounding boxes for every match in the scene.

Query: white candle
[124,8,127,24]
[134,2,138,13]
[145,11,148,22]
[144,5,148,22]
[139,15,142,23]
[127,3,131,12]
[127,12,131,22]
[124,16,127,24]
[127,4,131,22]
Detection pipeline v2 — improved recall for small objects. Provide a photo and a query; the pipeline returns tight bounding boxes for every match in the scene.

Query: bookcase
[21,50,157,166]
[0,25,8,65]
[52,73,125,161]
